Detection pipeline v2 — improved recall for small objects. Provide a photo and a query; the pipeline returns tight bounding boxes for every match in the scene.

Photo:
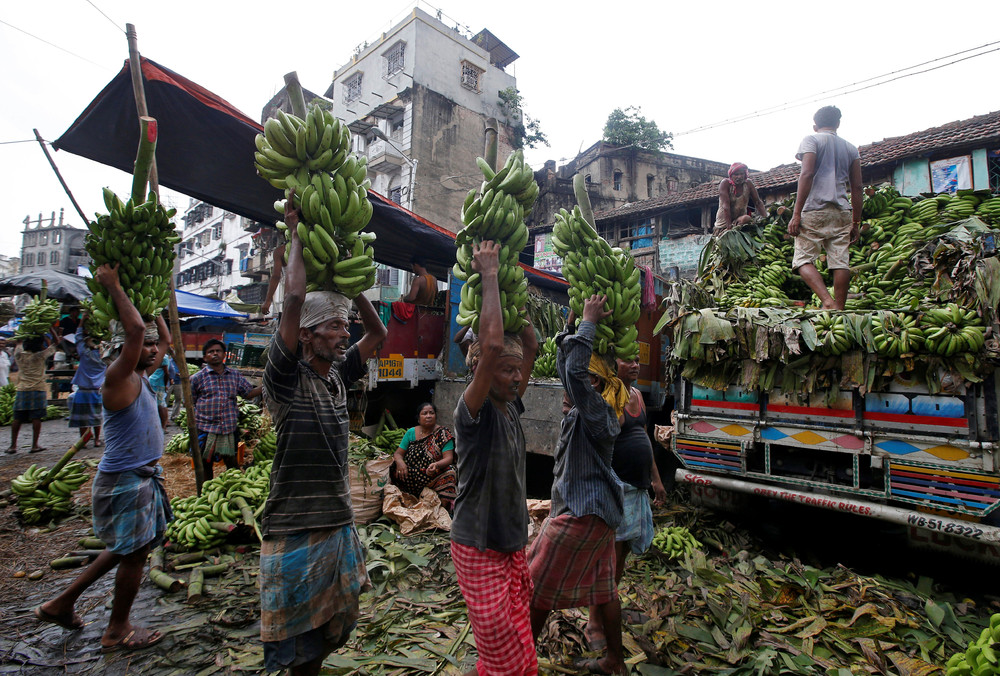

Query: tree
[498,86,549,150]
[602,106,673,152]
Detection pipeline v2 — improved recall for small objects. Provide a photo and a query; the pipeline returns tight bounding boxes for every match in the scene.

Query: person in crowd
[168,349,185,422]
[35,263,171,653]
[67,321,107,447]
[0,337,11,386]
[450,240,538,676]
[788,105,863,310]
[714,162,768,235]
[392,256,439,323]
[148,348,174,430]
[453,325,477,359]
[59,307,81,358]
[260,244,286,317]
[584,355,668,650]
[258,199,387,676]
[189,339,261,479]
[528,297,627,676]
[390,402,457,511]
[8,328,60,454]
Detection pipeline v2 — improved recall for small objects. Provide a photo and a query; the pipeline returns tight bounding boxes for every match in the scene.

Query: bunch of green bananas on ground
[15,295,60,339]
[976,196,1000,226]
[165,462,271,551]
[165,430,190,455]
[871,311,925,357]
[921,304,986,356]
[79,299,111,341]
[0,384,14,426]
[237,398,269,442]
[453,150,537,334]
[252,429,276,463]
[44,405,65,421]
[254,104,377,298]
[12,462,90,524]
[374,427,406,453]
[551,205,641,359]
[813,312,851,355]
[531,337,558,378]
[945,613,1000,676]
[85,189,179,323]
[651,525,702,560]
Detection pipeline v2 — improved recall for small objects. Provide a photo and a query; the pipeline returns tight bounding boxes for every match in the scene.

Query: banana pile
[12,462,90,524]
[922,304,986,356]
[0,384,13,425]
[79,299,111,341]
[551,206,641,360]
[531,337,558,378]
[165,430,190,455]
[813,312,850,356]
[453,150,537,334]
[251,430,276,463]
[374,427,406,453]
[871,311,925,358]
[85,189,179,323]
[15,295,60,339]
[651,525,702,560]
[945,613,1000,676]
[254,105,377,298]
[237,398,270,442]
[165,462,271,551]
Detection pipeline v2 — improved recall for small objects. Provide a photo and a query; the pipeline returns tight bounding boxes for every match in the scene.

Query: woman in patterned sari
[390,402,457,512]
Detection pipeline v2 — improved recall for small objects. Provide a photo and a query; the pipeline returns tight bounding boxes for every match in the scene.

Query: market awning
[0,271,90,302]
[176,290,247,318]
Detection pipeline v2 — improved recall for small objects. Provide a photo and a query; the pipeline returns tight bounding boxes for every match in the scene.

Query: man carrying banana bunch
[258,198,387,676]
[528,296,627,676]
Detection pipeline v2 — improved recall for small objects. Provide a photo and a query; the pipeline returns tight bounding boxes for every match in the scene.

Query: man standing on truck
[258,201,387,676]
[450,240,538,676]
[787,105,863,310]
[528,298,628,676]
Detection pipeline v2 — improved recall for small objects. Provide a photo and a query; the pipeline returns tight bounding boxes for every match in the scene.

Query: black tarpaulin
[53,58,567,295]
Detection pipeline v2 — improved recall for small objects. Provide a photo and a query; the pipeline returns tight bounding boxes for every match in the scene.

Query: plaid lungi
[527,513,616,610]
[68,388,103,428]
[92,463,172,555]
[617,484,654,555]
[451,541,537,676]
[14,389,46,412]
[260,526,367,672]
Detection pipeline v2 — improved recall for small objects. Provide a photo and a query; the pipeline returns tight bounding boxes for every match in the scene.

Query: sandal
[29,446,46,453]
[100,626,164,653]
[34,605,85,630]
[572,657,617,675]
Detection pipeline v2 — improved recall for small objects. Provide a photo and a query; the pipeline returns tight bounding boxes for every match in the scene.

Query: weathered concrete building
[19,209,89,275]
[175,199,255,300]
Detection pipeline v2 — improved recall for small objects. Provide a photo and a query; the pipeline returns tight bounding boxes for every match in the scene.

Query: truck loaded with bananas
[254,104,377,298]
[84,188,179,326]
[665,186,1000,560]
[452,149,537,334]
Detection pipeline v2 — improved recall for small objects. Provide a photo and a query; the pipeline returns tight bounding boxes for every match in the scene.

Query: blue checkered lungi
[260,525,367,672]
[616,483,654,555]
[92,463,172,555]
[14,390,46,412]
[68,388,103,428]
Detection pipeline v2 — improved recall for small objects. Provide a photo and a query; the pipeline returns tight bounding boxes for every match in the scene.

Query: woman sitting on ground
[390,402,457,511]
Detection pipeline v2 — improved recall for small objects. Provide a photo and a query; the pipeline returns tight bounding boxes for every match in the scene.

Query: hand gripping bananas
[85,188,179,326]
[254,104,377,297]
[550,191,642,360]
[15,295,60,339]
[453,150,538,334]
[12,462,90,524]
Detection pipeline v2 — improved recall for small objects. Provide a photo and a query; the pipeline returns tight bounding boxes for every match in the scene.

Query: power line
[0,139,38,146]
[83,0,124,33]
[677,42,1000,137]
[0,18,109,70]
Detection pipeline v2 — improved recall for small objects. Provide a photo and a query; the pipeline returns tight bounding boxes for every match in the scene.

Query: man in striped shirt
[258,204,387,676]
[528,294,627,675]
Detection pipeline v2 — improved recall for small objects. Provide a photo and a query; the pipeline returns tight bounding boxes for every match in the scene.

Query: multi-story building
[19,208,89,275]
[175,198,256,301]
[0,255,20,277]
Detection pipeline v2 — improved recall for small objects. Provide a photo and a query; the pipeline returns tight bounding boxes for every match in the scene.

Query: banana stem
[283,72,308,118]
[484,118,499,171]
[130,116,158,203]
[573,173,597,229]
[38,431,92,491]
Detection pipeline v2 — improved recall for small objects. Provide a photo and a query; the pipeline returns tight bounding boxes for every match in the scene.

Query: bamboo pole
[125,23,205,493]
[32,129,91,229]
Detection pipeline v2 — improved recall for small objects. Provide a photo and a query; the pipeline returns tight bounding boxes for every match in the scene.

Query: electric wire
[0,18,108,69]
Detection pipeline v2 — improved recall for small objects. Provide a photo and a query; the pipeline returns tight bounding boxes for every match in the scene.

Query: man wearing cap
[450,240,538,676]
[35,263,172,653]
[528,296,627,676]
[258,204,387,675]
[714,162,768,235]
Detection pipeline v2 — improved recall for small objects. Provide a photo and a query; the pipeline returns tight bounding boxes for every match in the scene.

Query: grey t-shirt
[796,131,859,212]
[450,395,528,553]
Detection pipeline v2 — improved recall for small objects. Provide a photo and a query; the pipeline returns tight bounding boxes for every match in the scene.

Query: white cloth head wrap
[104,319,159,358]
[300,291,351,329]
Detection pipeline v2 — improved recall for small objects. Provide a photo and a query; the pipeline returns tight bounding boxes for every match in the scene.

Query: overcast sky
[2,0,999,260]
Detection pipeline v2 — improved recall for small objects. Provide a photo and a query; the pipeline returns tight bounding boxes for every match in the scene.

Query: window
[613,170,623,191]
[53,232,62,245]
[39,232,48,245]
[377,265,399,287]
[50,251,60,265]
[585,175,592,185]
[667,178,678,192]
[25,232,37,246]
[212,223,222,240]
[647,174,655,198]
[22,253,33,266]
[388,186,403,204]
[344,72,363,103]
[630,219,655,249]
[383,41,405,78]
[460,60,484,93]
[390,115,405,139]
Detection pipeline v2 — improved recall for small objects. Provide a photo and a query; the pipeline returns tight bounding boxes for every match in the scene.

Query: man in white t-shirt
[787,106,863,310]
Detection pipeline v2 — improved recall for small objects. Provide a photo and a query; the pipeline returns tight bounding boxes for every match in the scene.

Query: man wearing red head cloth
[714,162,767,235]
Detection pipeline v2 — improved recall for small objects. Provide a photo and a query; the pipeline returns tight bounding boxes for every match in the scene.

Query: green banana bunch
[165,431,190,455]
[945,612,1000,676]
[255,104,377,298]
[813,312,852,355]
[921,304,986,357]
[531,337,558,378]
[551,204,641,359]
[85,188,179,326]
[237,397,270,442]
[374,427,407,453]
[252,430,276,463]
[165,462,271,551]
[78,298,111,341]
[871,311,925,357]
[15,295,60,339]
[453,150,538,334]
[12,462,90,524]
[651,525,702,560]
[0,384,13,425]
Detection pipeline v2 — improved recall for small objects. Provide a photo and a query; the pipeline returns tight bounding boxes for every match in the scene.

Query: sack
[381,484,451,535]
[349,456,393,525]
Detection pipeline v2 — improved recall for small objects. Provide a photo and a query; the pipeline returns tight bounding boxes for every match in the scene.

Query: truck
[664,191,1000,560]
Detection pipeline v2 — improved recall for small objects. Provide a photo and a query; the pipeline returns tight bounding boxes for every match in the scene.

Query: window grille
[344,73,363,103]
[460,61,483,92]
[988,149,1000,192]
[613,171,623,191]
[384,42,405,78]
